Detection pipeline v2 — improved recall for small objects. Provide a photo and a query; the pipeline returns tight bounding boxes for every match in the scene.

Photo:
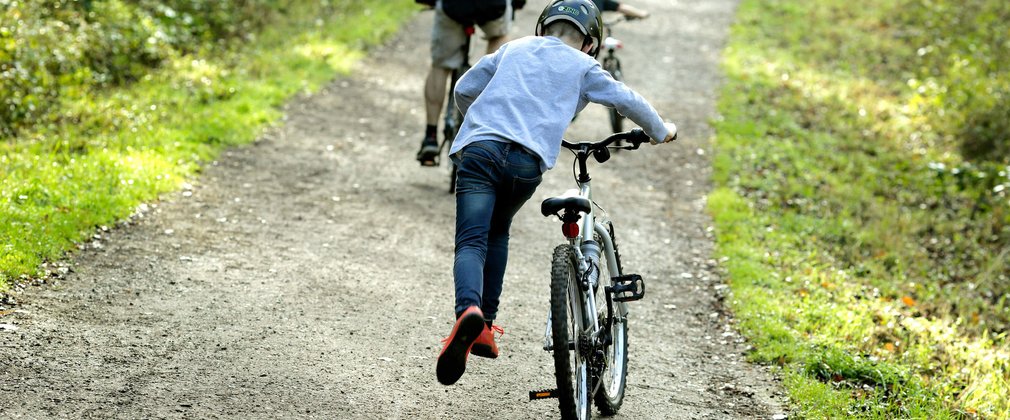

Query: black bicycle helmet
[535,0,604,57]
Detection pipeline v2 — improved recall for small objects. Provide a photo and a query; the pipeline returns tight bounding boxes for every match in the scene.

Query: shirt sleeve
[581,63,669,141]
[454,47,502,116]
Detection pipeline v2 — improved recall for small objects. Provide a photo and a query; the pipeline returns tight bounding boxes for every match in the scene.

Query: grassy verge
[0,0,417,290]
[712,0,1009,417]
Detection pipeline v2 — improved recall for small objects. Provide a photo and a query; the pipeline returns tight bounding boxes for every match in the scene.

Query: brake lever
[609,144,639,151]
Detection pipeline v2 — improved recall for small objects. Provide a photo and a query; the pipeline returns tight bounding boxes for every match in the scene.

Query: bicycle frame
[572,182,626,342]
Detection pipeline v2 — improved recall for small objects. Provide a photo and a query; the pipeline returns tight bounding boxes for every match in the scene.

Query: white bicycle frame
[543,179,628,353]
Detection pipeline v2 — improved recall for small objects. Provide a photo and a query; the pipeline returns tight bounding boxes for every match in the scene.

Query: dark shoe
[417,135,439,166]
[436,306,484,385]
[470,324,504,359]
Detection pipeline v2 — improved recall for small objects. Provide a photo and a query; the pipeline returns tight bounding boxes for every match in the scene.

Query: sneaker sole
[436,311,485,385]
[470,344,498,359]
[417,145,439,163]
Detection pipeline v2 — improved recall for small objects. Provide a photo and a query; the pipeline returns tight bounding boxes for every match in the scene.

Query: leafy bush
[0,0,416,289]
[0,0,283,138]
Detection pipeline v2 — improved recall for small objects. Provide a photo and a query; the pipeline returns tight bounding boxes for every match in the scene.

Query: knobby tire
[550,244,592,420]
[592,232,629,415]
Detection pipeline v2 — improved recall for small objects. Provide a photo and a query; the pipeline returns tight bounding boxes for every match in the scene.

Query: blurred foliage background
[712,0,1008,417]
[1,0,413,289]
[1,0,281,138]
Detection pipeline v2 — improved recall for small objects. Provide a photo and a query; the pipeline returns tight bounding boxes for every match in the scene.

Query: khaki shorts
[431,0,512,69]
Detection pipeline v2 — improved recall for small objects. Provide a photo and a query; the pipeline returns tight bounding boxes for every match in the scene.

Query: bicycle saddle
[541,189,591,217]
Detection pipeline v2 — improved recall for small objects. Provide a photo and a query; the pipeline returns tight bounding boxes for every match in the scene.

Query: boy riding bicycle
[436,0,677,386]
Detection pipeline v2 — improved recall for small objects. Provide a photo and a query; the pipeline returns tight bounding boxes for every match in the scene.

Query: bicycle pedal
[610,274,645,302]
[529,389,559,401]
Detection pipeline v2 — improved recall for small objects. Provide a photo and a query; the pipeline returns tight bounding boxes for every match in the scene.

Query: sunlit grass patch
[0,0,417,290]
[712,0,1009,416]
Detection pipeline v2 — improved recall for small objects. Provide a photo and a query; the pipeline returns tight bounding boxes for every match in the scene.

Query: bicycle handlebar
[561,128,646,179]
[562,128,651,152]
[561,128,651,166]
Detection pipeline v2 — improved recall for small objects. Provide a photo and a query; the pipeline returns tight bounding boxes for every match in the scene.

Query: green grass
[0,0,417,289]
[712,0,1009,417]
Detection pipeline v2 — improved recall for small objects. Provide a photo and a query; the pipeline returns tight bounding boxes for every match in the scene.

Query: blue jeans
[452,140,543,320]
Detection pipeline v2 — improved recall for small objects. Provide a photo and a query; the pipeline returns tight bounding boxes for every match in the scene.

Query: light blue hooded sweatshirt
[449,35,670,172]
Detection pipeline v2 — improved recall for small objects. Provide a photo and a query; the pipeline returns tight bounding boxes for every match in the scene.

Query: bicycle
[601,15,637,135]
[529,128,671,419]
[434,26,474,194]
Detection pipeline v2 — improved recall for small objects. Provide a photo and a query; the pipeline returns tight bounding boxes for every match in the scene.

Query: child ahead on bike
[416,0,526,166]
[436,0,676,386]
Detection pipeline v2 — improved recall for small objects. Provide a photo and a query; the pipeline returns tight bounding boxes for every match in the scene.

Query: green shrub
[0,0,416,288]
[714,0,1009,416]
[0,0,286,138]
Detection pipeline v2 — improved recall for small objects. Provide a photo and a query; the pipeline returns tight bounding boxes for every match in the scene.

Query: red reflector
[562,222,580,238]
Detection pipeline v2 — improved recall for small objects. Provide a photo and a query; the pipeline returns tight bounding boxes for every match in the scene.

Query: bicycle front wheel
[550,244,592,420]
[593,232,629,414]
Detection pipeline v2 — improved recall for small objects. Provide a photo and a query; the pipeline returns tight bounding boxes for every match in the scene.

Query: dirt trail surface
[2,1,787,418]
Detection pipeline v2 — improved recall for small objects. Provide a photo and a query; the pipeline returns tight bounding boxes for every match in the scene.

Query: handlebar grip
[627,128,649,143]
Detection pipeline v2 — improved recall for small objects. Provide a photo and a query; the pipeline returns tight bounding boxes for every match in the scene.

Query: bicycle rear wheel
[550,244,592,420]
[444,60,469,194]
[443,94,462,193]
[593,232,629,414]
[444,117,459,194]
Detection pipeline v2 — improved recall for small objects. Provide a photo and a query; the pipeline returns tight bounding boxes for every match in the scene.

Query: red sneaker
[436,306,485,385]
[470,324,504,359]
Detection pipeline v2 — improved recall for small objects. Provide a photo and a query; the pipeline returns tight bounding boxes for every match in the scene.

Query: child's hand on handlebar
[651,122,678,144]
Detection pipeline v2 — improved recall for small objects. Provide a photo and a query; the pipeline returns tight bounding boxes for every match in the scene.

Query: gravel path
[1,1,787,418]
